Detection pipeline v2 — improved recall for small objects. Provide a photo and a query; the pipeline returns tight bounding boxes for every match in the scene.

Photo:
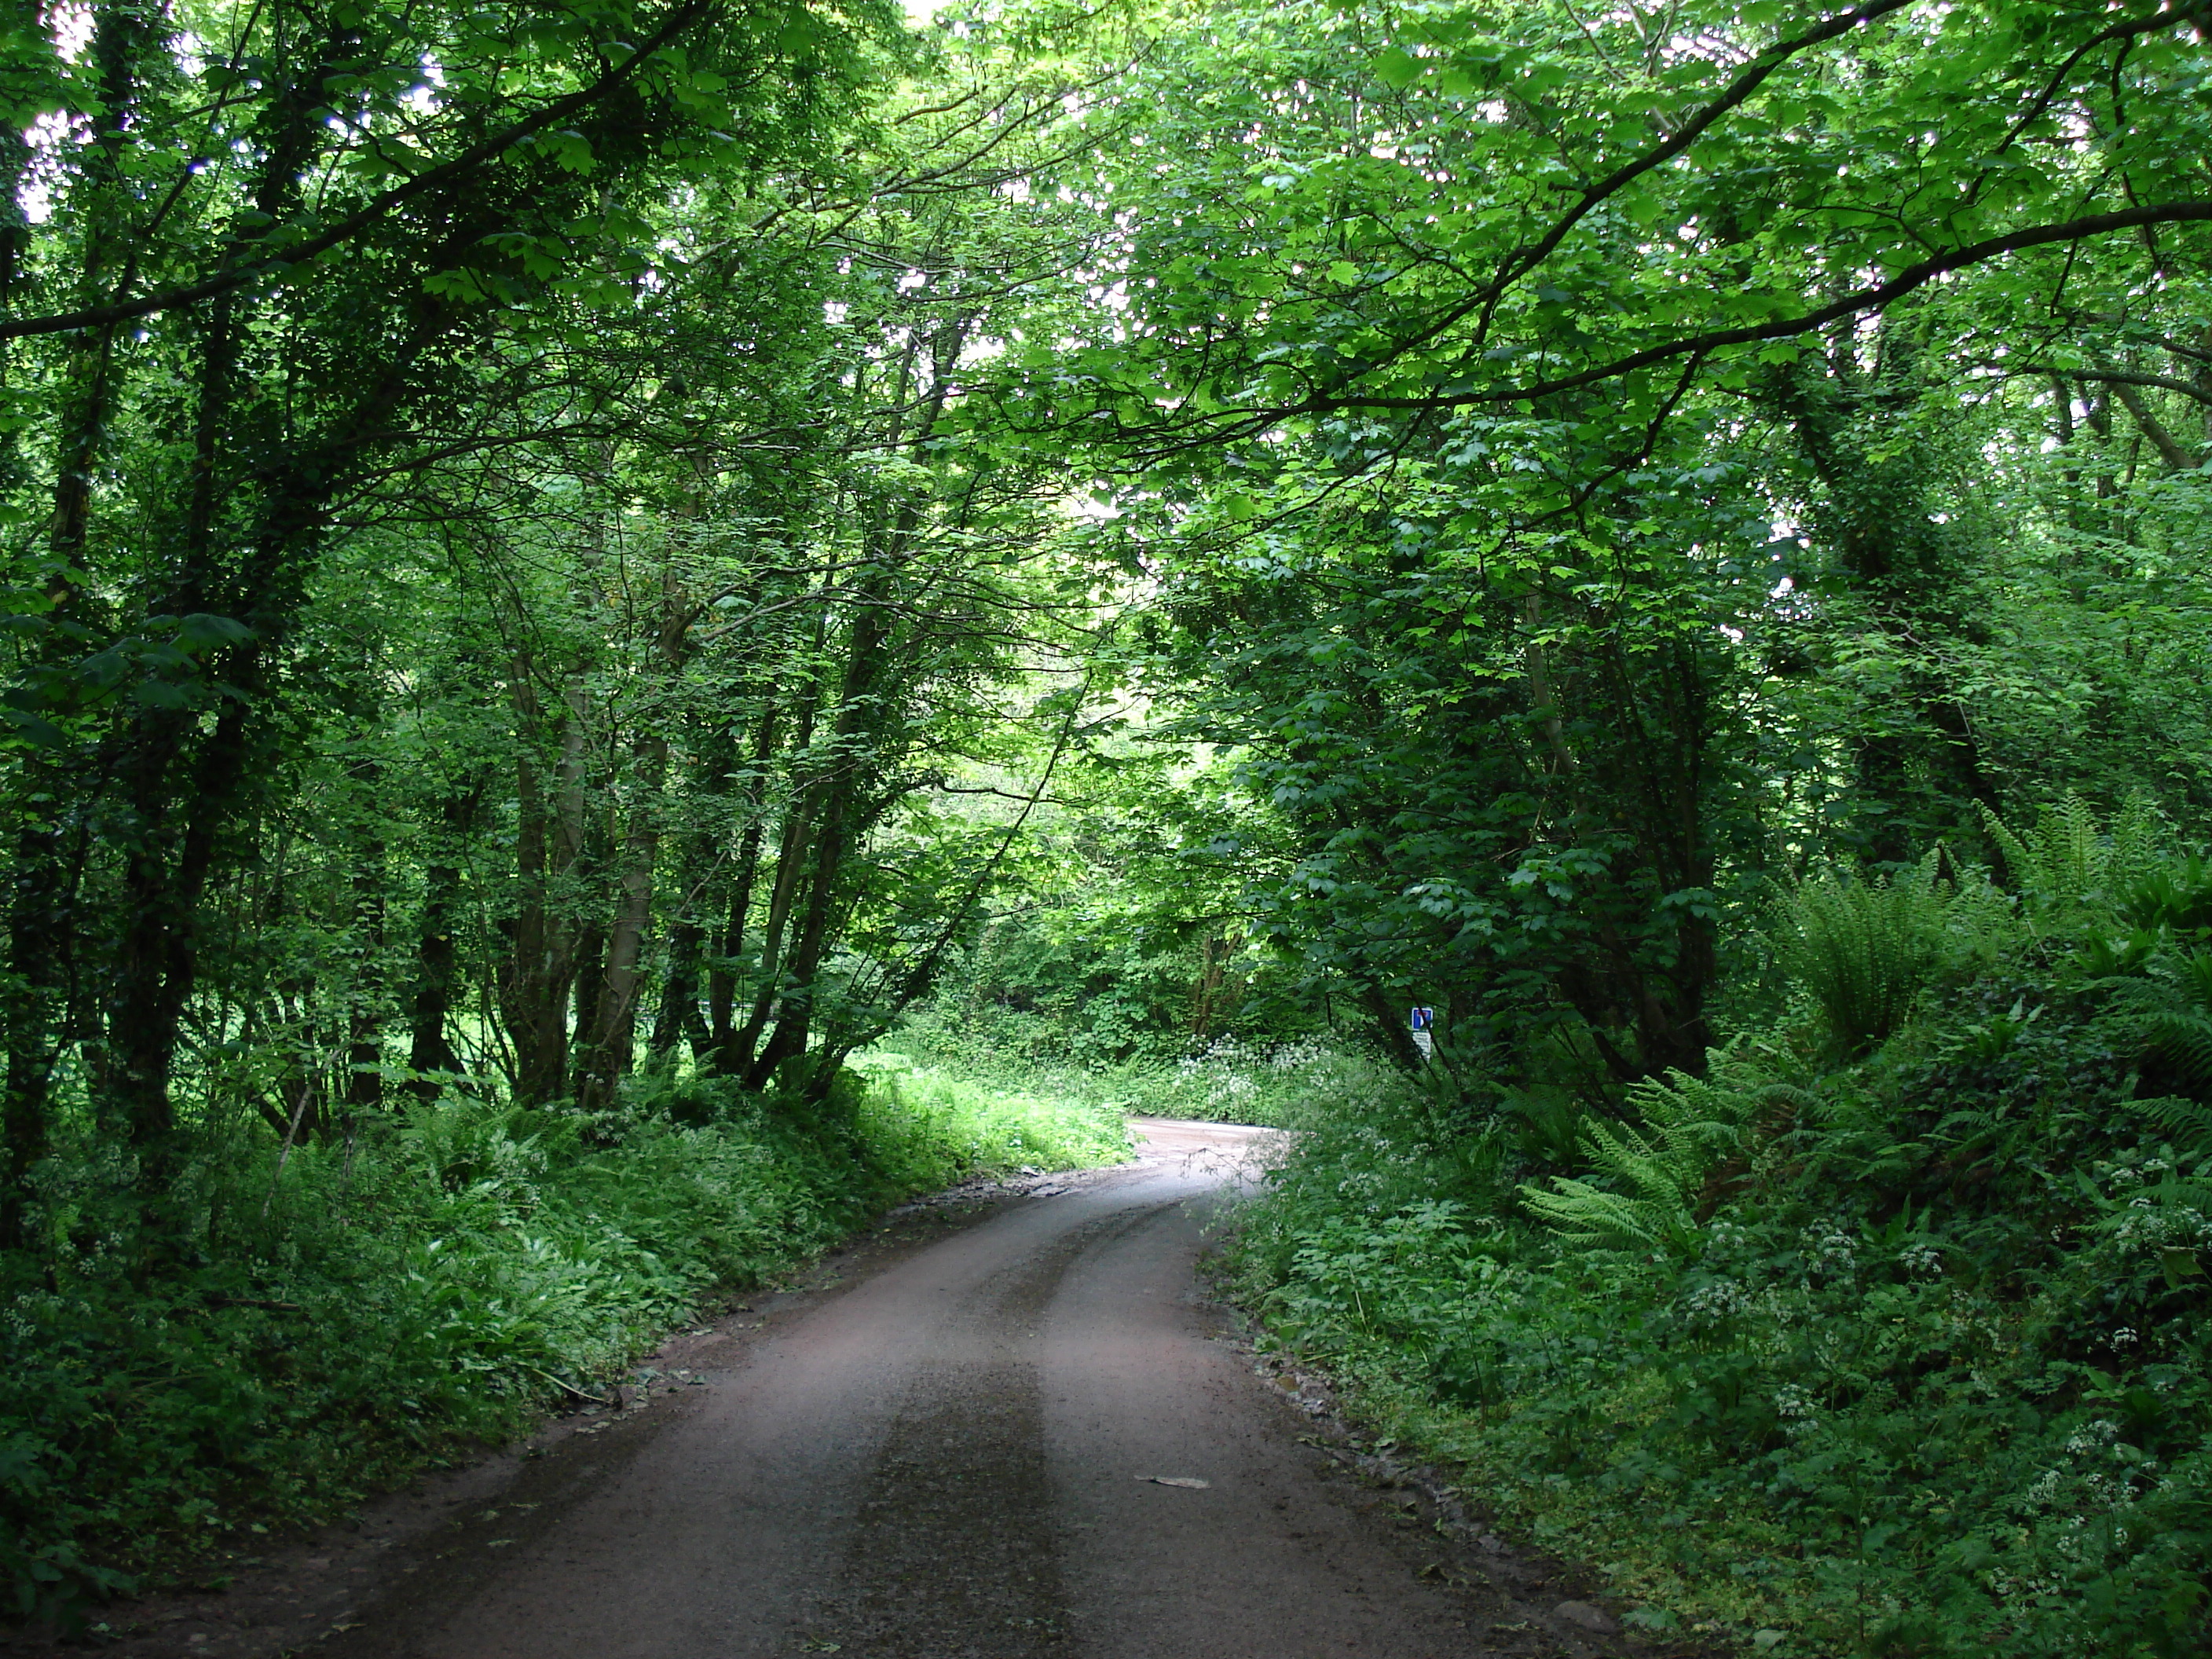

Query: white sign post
[1409,1005,1435,1060]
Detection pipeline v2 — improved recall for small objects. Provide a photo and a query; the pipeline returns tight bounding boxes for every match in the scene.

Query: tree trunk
[503,671,591,1104]
[577,731,668,1112]
[746,781,851,1090]
[93,264,457,1167]
[569,918,606,1100]
[720,682,822,1079]
[408,786,479,1097]
[2,2,152,1236]
[650,919,709,1059]
[723,797,811,1078]
[747,610,890,1090]
[709,698,779,1061]
[344,759,386,1122]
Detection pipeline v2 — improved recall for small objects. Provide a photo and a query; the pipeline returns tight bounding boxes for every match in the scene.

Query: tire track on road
[797,1203,1172,1657]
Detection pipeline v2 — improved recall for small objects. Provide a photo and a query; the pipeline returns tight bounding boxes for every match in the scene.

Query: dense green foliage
[1051,0,2212,1079]
[5,0,2212,1646]
[875,1005,1386,1126]
[1225,810,2212,1657]
[948,4,2212,1652]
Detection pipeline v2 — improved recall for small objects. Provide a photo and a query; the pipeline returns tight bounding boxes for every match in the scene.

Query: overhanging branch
[1226,201,2212,430]
[0,0,715,342]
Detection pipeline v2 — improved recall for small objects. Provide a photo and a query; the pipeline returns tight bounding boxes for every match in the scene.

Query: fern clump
[1518,1065,1811,1254]
[1777,866,1950,1054]
[1231,811,2212,1659]
[1979,791,2167,925]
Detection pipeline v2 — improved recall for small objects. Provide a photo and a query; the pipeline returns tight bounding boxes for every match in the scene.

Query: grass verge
[871,1009,1386,1126]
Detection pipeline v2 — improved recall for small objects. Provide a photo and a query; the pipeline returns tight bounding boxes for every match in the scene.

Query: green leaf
[176,613,255,650]
[1373,48,1420,90]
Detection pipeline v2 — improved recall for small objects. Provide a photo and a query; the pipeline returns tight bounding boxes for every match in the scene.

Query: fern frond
[2056,793,2101,900]
[1582,1119,1695,1207]
[2139,1096,2212,1154]
[1518,1176,1692,1252]
[1979,803,2038,899]
[2177,952,2212,1016]
[2141,1176,2212,1211]
[2111,793,2168,883]
[2146,1011,2212,1088]
[1520,1065,1771,1252]
[1982,795,2190,926]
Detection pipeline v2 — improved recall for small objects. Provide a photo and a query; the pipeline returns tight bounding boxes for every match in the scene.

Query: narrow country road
[53,1121,1649,1659]
[316,1119,1631,1659]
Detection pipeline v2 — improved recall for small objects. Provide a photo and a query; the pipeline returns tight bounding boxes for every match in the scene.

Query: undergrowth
[877,1006,1381,1126]
[1,1064,1126,1624]
[845,1055,1133,1178]
[1222,805,2212,1658]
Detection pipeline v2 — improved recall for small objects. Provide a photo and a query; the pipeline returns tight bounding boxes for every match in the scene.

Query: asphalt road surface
[66,1120,1647,1659]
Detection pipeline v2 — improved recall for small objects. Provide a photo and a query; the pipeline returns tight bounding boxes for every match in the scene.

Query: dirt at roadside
[1232,1345,1725,1659]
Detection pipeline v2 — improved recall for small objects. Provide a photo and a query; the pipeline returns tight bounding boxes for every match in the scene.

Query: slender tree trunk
[651,777,723,1064]
[720,685,820,1078]
[2,2,149,1240]
[650,919,708,1058]
[708,698,778,1060]
[503,671,591,1104]
[747,782,852,1090]
[501,699,555,1098]
[748,609,890,1090]
[569,917,606,1079]
[274,1016,328,1149]
[344,760,386,1122]
[723,798,811,1077]
[2108,375,2194,471]
[577,731,668,1111]
[408,784,479,1097]
[408,870,467,1093]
